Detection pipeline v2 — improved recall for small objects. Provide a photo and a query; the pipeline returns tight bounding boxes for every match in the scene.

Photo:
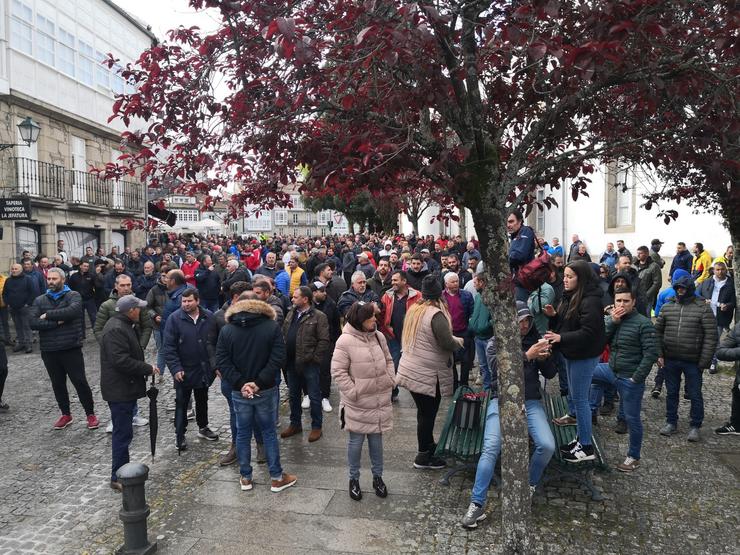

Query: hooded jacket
[216,299,285,391]
[337,287,380,317]
[331,323,395,435]
[607,270,647,316]
[654,276,717,368]
[654,269,690,316]
[548,281,606,359]
[367,271,393,297]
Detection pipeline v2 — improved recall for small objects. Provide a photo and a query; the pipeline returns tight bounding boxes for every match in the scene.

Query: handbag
[453,391,486,430]
[516,247,551,292]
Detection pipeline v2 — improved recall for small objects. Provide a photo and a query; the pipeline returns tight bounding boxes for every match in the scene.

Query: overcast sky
[111,0,221,40]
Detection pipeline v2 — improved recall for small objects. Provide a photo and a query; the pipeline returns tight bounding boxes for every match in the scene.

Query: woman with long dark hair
[543,260,606,462]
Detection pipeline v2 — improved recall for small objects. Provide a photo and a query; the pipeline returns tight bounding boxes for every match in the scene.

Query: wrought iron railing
[8,157,66,200]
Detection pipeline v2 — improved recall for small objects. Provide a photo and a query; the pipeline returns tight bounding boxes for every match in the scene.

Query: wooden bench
[542,388,609,500]
[434,386,489,486]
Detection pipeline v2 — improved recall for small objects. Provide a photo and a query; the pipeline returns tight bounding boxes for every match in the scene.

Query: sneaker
[321,398,333,413]
[461,502,486,529]
[220,444,237,466]
[552,414,577,427]
[132,415,149,427]
[599,401,614,416]
[651,388,661,399]
[12,345,23,352]
[271,473,297,493]
[708,361,718,375]
[372,476,388,498]
[0,400,9,412]
[659,423,677,436]
[198,427,219,441]
[349,478,362,501]
[106,421,114,433]
[239,476,253,491]
[614,420,628,434]
[301,396,310,410]
[24,346,32,354]
[559,437,578,455]
[53,414,73,430]
[256,443,266,464]
[176,438,188,452]
[280,425,303,439]
[687,427,700,442]
[562,442,596,463]
[308,429,322,442]
[714,423,739,436]
[616,456,640,472]
[413,451,446,470]
[87,414,99,429]
[186,409,195,421]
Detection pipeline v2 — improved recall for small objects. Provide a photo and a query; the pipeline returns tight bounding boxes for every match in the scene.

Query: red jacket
[243,248,262,272]
[181,260,200,287]
[379,288,421,340]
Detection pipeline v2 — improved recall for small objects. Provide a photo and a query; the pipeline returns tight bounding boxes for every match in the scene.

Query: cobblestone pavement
[0,336,738,554]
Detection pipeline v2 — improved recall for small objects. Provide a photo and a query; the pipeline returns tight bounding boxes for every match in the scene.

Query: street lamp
[0,117,41,151]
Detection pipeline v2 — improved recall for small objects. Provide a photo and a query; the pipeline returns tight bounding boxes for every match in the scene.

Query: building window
[10,19,33,55]
[317,210,330,226]
[172,209,199,223]
[57,28,75,77]
[169,195,196,205]
[292,212,299,224]
[291,195,304,210]
[605,162,636,231]
[305,212,312,225]
[15,224,40,260]
[111,63,125,94]
[274,210,287,225]
[78,40,95,86]
[535,189,545,234]
[36,31,55,66]
[12,0,32,22]
[95,51,110,91]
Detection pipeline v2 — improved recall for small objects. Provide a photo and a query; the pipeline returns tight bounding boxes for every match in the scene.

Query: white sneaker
[321,398,333,413]
[186,409,195,421]
[132,415,149,427]
[301,396,310,410]
[106,421,113,433]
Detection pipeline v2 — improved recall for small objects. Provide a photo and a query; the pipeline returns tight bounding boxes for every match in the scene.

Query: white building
[400,163,731,261]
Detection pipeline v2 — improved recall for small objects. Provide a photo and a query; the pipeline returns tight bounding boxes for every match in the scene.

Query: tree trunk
[458,203,468,240]
[724,209,740,311]
[471,204,531,554]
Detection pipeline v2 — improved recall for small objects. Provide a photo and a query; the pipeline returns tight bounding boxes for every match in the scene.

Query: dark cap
[421,275,443,300]
[651,239,664,246]
[115,294,147,313]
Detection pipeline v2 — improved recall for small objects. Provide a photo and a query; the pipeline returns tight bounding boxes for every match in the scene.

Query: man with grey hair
[3,263,35,353]
[221,259,251,296]
[443,272,475,389]
[30,267,98,430]
[337,271,380,316]
[355,253,375,280]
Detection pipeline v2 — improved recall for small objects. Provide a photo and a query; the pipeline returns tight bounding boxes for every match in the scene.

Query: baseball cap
[421,248,430,254]
[651,239,664,246]
[311,281,326,292]
[115,294,147,312]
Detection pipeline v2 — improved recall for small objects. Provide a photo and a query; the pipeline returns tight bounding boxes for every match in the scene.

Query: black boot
[349,479,362,501]
[372,476,388,498]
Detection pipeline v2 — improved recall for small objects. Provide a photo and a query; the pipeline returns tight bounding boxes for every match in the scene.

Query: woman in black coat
[543,260,606,463]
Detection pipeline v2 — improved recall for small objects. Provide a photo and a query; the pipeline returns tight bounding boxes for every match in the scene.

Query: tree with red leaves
[105,1,736,550]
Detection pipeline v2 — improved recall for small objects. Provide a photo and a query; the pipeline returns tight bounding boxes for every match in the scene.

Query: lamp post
[0,117,41,151]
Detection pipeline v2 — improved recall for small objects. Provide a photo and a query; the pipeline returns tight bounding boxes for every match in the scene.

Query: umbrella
[146,374,159,459]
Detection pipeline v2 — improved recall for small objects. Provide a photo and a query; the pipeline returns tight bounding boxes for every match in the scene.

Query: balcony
[3,157,144,215]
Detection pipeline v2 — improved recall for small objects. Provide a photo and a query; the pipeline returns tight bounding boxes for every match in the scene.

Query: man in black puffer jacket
[29,268,98,431]
[655,275,717,443]
[715,322,740,436]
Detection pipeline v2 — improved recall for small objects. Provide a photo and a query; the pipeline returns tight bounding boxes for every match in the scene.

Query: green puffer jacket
[94,290,153,349]
[654,278,717,368]
[468,294,493,339]
[605,310,659,384]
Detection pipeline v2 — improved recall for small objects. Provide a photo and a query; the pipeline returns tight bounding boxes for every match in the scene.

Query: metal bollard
[116,462,157,555]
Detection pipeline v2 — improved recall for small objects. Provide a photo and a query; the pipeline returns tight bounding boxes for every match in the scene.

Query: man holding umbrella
[100,295,160,491]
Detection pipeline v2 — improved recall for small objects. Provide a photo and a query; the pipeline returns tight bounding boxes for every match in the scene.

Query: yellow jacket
[691,250,712,284]
[0,274,5,308]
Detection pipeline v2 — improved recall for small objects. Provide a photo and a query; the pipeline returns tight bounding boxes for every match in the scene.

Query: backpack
[515,249,551,292]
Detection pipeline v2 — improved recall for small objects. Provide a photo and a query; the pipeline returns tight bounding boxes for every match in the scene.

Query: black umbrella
[146,374,159,459]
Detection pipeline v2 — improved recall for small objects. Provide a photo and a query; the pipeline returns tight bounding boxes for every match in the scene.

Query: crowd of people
[0,218,737,530]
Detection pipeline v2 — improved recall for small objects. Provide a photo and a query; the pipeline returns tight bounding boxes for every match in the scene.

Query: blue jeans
[153,329,166,373]
[220,378,238,444]
[387,338,401,397]
[471,399,555,505]
[664,359,704,428]
[565,356,598,447]
[474,337,491,390]
[590,363,645,459]
[348,432,383,480]
[109,400,136,482]
[232,389,282,480]
[453,335,474,389]
[288,363,322,429]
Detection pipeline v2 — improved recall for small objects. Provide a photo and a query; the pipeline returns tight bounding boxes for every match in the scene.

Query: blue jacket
[194,267,222,300]
[3,274,36,309]
[654,269,690,316]
[509,225,536,273]
[161,285,189,331]
[134,273,158,300]
[162,307,216,388]
[599,251,619,269]
[23,270,45,297]
[669,250,693,279]
[275,270,290,297]
[547,245,564,257]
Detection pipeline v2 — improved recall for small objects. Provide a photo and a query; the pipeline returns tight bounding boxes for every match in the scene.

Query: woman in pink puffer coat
[331,301,395,502]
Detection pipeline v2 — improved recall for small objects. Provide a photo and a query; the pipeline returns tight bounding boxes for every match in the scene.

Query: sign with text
[0,198,31,220]
[330,211,349,234]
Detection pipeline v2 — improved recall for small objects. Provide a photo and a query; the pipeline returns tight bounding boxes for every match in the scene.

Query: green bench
[434,386,489,486]
[541,388,609,500]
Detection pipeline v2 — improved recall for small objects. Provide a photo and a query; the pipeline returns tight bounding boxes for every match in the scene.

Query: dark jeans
[731,373,740,429]
[410,383,442,453]
[41,348,94,416]
[0,307,10,342]
[82,298,97,328]
[320,343,335,399]
[0,345,7,400]
[174,384,209,442]
[10,307,32,347]
[287,363,322,429]
[220,377,237,444]
[388,337,401,397]
[554,352,568,396]
[452,334,474,390]
[664,359,704,428]
[109,400,136,482]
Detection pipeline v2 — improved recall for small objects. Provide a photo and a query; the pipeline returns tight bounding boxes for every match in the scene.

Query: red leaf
[609,21,635,35]
[341,95,354,110]
[528,42,547,61]
[543,0,560,18]
[276,17,295,38]
[356,26,374,46]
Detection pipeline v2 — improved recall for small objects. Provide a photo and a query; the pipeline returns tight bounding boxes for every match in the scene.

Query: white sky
[110,0,221,41]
